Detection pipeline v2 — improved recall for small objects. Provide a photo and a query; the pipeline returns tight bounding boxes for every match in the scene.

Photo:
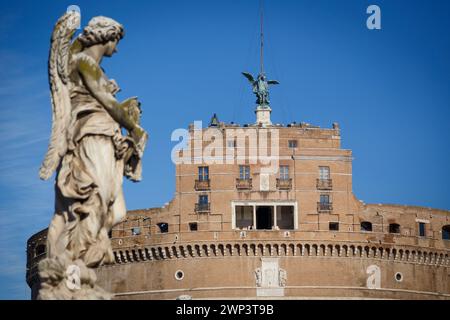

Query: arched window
[389,223,400,234]
[157,222,169,233]
[442,225,450,240]
[35,244,46,257]
[361,221,372,232]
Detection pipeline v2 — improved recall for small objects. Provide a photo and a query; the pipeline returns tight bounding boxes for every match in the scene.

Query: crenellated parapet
[109,240,450,266]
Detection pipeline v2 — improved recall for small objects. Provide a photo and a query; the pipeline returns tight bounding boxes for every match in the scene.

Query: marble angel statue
[37,11,148,299]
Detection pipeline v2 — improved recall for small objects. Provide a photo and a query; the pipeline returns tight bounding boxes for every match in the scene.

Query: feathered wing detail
[242,72,255,83]
[268,80,280,85]
[39,11,80,180]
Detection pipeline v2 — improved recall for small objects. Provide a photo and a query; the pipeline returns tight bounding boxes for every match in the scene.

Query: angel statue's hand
[130,124,148,157]
[127,96,140,109]
[128,98,141,124]
[121,97,142,124]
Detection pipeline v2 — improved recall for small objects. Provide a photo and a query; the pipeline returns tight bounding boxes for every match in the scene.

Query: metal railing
[317,179,333,190]
[195,179,211,191]
[195,203,210,213]
[236,178,252,190]
[317,202,333,213]
[276,178,292,190]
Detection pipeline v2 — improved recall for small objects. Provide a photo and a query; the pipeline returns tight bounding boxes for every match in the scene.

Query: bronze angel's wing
[268,80,280,85]
[39,11,80,180]
[242,72,255,83]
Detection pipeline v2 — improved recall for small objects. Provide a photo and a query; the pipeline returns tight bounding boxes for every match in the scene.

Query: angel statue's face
[104,39,119,57]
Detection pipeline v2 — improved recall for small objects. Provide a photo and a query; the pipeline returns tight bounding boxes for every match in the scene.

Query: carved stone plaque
[256,258,285,297]
[260,173,270,191]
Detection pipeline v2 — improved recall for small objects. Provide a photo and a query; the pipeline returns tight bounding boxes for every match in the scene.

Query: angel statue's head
[78,16,124,57]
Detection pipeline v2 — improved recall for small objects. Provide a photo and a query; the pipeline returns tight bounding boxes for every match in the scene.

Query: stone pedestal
[255,105,272,126]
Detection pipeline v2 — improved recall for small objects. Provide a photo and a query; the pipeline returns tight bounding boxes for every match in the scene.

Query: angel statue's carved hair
[78,16,124,48]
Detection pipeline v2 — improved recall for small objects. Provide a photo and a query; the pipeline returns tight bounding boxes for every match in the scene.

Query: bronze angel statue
[242,72,279,107]
[37,11,148,299]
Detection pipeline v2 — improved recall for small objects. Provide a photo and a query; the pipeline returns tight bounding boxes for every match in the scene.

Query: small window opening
[443,225,450,240]
[288,140,298,149]
[329,222,339,231]
[361,221,372,232]
[389,223,400,234]
[175,270,184,280]
[35,244,46,257]
[189,222,198,231]
[419,222,426,237]
[395,272,403,282]
[157,222,169,233]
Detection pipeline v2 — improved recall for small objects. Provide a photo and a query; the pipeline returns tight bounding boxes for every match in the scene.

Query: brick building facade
[27,112,450,299]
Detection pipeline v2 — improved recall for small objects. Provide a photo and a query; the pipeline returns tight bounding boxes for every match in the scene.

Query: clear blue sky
[0,0,449,299]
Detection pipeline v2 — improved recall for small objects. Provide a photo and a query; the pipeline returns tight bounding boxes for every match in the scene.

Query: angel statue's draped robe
[48,52,141,267]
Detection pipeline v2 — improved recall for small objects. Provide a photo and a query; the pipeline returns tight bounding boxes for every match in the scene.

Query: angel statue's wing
[241,72,255,84]
[268,80,280,85]
[39,11,80,180]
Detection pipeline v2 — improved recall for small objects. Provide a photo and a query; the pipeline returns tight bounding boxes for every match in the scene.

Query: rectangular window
[198,166,209,181]
[280,166,289,180]
[199,195,208,205]
[227,139,237,148]
[419,222,426,237]
[239,165,250,180]
[288,140,298,149]
[131,227,141,236]
[443,226,450,240]
[189,222,198,231]
[329,222,339,231]
[389,223,400,234]
[235,206,253,229]
[276,206,295,230]
[320,194,330,204]
[319,166,330,180]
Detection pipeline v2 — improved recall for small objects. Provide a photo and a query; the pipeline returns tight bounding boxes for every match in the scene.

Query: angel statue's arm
[77,57,143,137]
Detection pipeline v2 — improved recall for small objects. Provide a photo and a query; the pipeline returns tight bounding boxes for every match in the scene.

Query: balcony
[195,179,210,191]
[276,178,292,190]
[236,178,252,190]
[317,202,333,213]
[195,203,210,213]
[317,179,332,190]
